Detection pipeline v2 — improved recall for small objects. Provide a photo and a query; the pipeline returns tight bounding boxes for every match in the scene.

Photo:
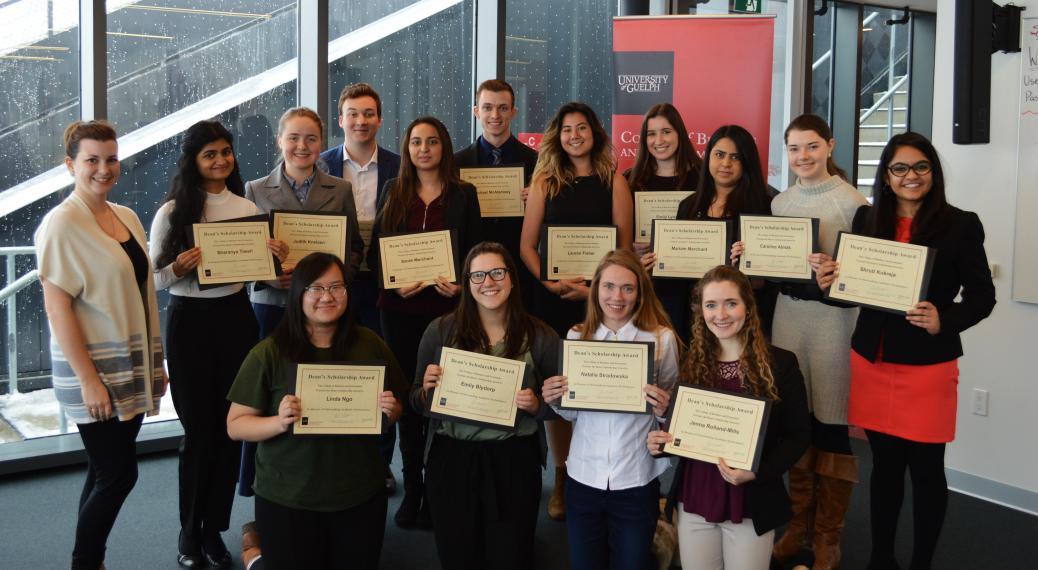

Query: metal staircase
[857,79,908,195]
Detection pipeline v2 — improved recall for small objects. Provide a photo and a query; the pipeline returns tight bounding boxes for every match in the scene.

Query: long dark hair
[864,132,951,243]
[532,101,614,198]
[156,120,245,268]
[784,113,848,181]
[444,242,547,359]
[627,103,701,192]
[685,125,770,219]
[272,253,358,362]
[380,116,464,231]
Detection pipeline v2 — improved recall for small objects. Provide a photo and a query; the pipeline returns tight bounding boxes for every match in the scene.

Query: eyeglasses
[467,268,509,284]
[887,161,932,177]
[303,284,347,298]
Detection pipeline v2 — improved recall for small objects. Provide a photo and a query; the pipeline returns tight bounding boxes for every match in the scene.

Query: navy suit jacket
[320,144,401,209]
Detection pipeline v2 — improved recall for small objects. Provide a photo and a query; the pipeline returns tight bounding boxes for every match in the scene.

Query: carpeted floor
[0,439,1034,569]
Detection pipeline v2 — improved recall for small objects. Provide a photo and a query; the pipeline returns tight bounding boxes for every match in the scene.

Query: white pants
[676,505,774,570]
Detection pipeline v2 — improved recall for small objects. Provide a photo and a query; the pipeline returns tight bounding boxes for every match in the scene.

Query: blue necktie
[490,147,502,165]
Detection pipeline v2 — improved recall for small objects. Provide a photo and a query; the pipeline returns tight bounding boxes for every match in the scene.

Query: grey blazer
[245,165,364,305]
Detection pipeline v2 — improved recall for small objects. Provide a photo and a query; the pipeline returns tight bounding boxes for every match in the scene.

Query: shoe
[812,451,859,570]
[773,447,817,562]
[202,529,232,569]
[241,521,261,569]
[416,499,432,530]
[177,529,205,568]
[548,466,566,521]
[394,490,421,528]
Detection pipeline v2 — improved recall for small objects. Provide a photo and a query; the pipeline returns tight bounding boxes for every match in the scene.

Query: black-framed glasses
[303,284,347,298]
[887,161,932,177]
[467,268,509,284]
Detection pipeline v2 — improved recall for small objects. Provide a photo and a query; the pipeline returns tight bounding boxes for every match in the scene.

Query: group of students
[35,77,995,570]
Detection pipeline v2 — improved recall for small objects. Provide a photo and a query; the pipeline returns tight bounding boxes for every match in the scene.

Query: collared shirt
[342,145,379,220]
[286,168,317,205]
[476,135,520,166]
[554,320,679,491]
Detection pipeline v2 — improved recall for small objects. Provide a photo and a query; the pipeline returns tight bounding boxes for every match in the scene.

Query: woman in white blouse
[542,249,679,570]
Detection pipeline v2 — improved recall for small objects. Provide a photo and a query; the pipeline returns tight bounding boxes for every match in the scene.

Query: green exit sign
[733,0,763,14]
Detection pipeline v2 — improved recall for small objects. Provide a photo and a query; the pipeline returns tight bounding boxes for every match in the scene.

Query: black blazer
[366,180,485,283]
[665,346,811,536]
[319,144,402,208]
[848,205,996,364]
[454,135,539,183]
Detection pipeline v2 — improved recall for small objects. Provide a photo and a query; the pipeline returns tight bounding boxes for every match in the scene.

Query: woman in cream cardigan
[36,120,166,570]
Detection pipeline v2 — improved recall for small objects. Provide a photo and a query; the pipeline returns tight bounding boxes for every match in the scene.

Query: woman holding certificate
[816,133,995,570]
[541,250,679,570]
[227,252,406,570]
[413,242,560,569]
[647,266,810,570]
[367,116,484,528]
[520,101,634,520]
[626,103,701,345]
[150,120,286,568]
[36,121,166,570]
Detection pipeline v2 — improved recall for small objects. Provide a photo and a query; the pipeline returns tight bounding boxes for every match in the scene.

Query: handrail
[811,12,880,75]
[1,247,37,398]
[859,50,910,97]
[859,74,908,124]
[0,269,37,304]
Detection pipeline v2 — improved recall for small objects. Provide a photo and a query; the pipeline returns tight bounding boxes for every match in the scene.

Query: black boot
[394,470,423,529]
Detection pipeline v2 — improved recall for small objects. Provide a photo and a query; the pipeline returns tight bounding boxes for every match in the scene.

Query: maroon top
[377,193,457,316]
[678,360,752,523]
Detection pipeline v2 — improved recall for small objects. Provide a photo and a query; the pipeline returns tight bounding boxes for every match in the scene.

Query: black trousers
[167,291,257,536]
[425,434,542,570]
[866,429,948,570]
[380,310,437,484]
[72,413,144,570]
[255,492,388,570]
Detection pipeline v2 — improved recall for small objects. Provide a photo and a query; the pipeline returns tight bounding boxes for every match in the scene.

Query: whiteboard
[1013,17,1038,303]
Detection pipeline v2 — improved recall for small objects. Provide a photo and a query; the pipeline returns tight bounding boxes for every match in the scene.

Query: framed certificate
[558,339,654,413]
[425,347,527,430]
[290,362,385,436]
[650,219,731,279]
[540,225,617,281]
[270,210,349,266]
[737,215,820,283]
[377,229,456,289]
[661,385,771,471]
[460,165,526,218]
[191,214,278,287]
[634,190,694,243]
[825,232,935,314]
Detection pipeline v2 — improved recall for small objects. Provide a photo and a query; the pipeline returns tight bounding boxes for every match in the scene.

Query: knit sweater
[35,192,165,424]
[769,176,867,423]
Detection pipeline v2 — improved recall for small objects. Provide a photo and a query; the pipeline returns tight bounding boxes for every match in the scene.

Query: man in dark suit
[319,82,401,494]
[454,79,539,309]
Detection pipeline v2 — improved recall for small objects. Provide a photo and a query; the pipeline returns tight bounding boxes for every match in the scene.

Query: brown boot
[773,447,817,562]
[241,521,261,569]
[812,451,859,570]
[548,466,567,521]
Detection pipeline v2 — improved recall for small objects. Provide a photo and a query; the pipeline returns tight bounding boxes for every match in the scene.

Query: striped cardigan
[34,192,164,424]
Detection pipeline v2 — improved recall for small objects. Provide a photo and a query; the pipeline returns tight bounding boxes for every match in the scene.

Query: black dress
[537,175,613,337]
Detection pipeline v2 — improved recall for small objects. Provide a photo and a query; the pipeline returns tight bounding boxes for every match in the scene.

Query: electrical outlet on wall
[972,388,989,416]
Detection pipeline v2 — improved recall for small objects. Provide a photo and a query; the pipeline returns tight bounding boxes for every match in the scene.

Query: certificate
[377,230,456,289]
[540,225,617,281]
[826,232,934,314]
[460,166,526,218]
[559,339,654,413]
[192,215,278,286]
[634,190,693,243]
[271,210,349,266]
[425,347,527,429]
[738,215,819,283]
[651,219,731,279]
[661,385,771,471]
[292,363,385,436]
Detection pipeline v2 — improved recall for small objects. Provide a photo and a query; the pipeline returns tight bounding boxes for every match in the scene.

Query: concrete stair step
[861,108,907,126]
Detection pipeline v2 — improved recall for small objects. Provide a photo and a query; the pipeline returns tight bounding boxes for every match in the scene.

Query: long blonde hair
[532,102,614,199]
[574,250,674,341]
[682,265,779,400]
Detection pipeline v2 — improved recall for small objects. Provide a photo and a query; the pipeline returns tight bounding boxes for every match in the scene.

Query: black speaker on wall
[953,0,992,145]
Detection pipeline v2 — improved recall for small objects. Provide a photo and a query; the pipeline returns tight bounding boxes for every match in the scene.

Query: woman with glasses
[816,132,995,570]
[413,242,560,569]
[227,252,405,570]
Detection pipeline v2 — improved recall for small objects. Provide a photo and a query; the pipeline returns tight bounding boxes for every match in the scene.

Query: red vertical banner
[612,16,775,176]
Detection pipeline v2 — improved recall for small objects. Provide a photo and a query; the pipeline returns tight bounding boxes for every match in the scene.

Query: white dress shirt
[342,145,378,221]
[555,320,679,491]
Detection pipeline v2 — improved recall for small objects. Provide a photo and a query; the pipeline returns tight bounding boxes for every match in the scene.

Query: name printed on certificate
[427,347,527,429]
[542,225,617,281]
[738,215,818,282]
[293,363,385,436]
[560,339,653,414]
[826,232,934,314]
[271,210,348,266]
[192,218,277,286]
[460,166,526,218]
[634,191,693,243]
[651,219,729,279]
[378,230,456,289]
[662,385,770,471]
